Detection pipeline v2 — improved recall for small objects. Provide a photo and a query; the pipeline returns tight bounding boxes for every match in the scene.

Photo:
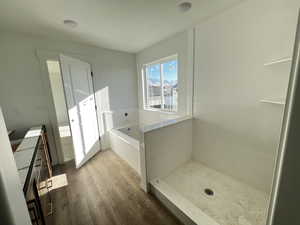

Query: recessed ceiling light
[63,19,78,28]
[177,1,192,13]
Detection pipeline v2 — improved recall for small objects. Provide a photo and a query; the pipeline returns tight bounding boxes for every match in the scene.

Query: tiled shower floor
[152,162,270,225]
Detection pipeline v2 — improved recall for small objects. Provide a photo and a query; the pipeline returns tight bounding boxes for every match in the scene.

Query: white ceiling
[0,0,242,53]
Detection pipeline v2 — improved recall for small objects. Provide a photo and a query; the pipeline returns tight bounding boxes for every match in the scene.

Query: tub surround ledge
[141,116,193,133]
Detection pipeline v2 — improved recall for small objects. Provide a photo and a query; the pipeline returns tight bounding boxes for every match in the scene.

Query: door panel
[59,55,100,168]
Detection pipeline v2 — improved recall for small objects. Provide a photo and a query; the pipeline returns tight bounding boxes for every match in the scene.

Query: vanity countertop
[13,126,43,193]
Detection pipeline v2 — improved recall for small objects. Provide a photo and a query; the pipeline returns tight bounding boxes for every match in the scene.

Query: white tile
[151,178,219,225]
[141,116,192,133]
[157,161,269,225]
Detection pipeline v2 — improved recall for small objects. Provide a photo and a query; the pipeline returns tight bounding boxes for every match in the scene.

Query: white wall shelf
[264,57,292,66]
[260,99,285,105]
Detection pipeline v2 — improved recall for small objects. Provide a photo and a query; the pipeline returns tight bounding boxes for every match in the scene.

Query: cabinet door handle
[47,179,53,189]
[27,200,39,224]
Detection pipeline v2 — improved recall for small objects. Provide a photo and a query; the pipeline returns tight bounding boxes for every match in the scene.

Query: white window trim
[142,54,178,113]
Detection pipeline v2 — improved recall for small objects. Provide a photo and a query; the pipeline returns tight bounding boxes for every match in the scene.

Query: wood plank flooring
[47,150,182,225]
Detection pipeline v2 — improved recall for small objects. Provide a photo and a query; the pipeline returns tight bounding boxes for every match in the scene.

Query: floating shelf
[260,99,285,105]
[264,57,292,66]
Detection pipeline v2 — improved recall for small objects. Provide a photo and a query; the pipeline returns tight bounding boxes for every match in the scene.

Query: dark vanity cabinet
[14,126,53,225]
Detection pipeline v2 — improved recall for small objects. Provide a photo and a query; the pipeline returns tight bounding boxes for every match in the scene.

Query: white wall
[0,108,31,225]
[136,30,194,126]
[144,119,193,182]
[47,61,69,125]
[271,19,300,223]
[0,31,138,164]
[192,0,300,192]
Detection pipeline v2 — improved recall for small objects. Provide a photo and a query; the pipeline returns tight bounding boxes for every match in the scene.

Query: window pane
[162,60,178,111]
[146,64,162,109]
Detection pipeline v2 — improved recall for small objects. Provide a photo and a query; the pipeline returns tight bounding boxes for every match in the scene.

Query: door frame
[36,49,101,165]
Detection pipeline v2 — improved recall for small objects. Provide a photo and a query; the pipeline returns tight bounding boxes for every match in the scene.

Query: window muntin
[143,56,178,112]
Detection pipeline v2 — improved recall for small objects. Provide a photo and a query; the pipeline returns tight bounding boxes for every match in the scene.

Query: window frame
[142,54,178,113]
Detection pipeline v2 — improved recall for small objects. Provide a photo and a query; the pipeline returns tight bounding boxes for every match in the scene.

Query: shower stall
[142,116,271,225]
[139,2,300,225]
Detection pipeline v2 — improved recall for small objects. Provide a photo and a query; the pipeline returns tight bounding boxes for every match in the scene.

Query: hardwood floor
[47,150,182,225]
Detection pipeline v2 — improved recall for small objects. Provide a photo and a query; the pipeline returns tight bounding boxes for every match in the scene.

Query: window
[143,55,178,112]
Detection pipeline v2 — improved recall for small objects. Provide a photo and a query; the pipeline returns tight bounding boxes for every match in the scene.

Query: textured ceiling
[0,0,243,53]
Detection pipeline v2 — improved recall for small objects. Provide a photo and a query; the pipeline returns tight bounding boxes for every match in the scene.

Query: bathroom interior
[1,0,300,224]
[110,1,298,225]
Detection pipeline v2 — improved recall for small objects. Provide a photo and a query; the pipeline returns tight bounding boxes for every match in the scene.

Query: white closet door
[60,54,100,168]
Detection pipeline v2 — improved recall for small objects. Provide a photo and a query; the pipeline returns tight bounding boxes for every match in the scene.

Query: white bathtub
[109,125,141,175]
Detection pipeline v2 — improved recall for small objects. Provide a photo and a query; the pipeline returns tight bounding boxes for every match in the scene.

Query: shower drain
[204,188,214,196]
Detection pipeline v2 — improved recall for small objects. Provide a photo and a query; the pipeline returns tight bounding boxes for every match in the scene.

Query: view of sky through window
[163,60,177,84]
[148,64,160,86]
[144,57,178,112]
[147,60,177,85]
